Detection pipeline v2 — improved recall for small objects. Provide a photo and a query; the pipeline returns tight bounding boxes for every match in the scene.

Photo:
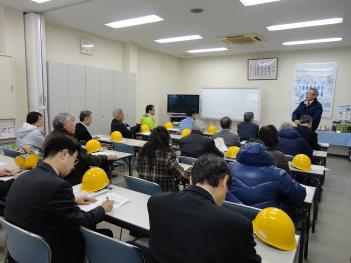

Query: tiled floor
[0,157,350,262]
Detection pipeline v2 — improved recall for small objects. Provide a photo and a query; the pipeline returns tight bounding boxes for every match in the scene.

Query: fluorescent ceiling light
[155,35,203,44]
[105,15,164,29]
[187,47,228,53]
[267,18,343,31]
[282,38,343,46]
[239,0,280,6]
[31,0,51,3]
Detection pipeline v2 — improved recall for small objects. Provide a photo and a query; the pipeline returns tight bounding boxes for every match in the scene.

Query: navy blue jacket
[226,143,306,209]
[292,99,323,131]
[277,128,313,158]
[237,121,259,141]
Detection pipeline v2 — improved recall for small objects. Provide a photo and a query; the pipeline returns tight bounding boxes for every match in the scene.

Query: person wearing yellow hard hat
[140,104,157,129]
[43,113,118,185]
[5,134,114,263]
[253,207,297,251]
[226,142,306,216]
[213,116,240,147]
[136,126,187,192]
[180,120,224,158]
[111,108,140,138]
[179,109,198,132]
[147,154,261,263]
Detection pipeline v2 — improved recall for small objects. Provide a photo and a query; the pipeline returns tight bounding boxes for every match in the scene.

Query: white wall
[179,47,351,129]
[0,6,28,127]
[46,22,124,70]
[137,48,181,125]
[45,22,181,125]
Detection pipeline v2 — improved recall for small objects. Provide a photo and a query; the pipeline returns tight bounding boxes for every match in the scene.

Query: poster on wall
[292,62,337,118]
[337,105,351,121]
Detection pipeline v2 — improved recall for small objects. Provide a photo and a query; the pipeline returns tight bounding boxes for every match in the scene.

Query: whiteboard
[200,88,261,121]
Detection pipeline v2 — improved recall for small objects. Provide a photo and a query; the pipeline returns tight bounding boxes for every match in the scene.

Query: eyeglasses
[74,159,79,165]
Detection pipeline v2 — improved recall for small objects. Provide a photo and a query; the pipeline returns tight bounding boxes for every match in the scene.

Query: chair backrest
[113,143,135,155]
[179,156,198,165]
[222,201,261,221]
[80,227,145,263]
[2,148,22,158]
[123,175,161,196]
[0,217,51,263]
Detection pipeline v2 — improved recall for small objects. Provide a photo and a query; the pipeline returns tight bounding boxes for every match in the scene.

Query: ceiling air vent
[219,33,263,45]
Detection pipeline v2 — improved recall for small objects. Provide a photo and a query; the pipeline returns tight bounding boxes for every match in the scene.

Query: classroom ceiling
[2,0,351,57]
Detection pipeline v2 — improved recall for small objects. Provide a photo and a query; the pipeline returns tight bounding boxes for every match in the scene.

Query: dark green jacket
[43,129,110,186]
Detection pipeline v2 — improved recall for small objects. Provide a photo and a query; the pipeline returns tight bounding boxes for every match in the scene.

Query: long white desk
[73,183,299,263]
[95,135,146,148]
[136,132,182,141]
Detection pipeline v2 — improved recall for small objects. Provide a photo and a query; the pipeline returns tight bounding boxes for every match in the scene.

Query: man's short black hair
[146,105,155,113]
[79,110,92,122]
[43,134,80,158]
[243,112,254,122]
[258,125,279,149]
[191,154,231,187]
[26,112,42,125]
[300,115,313,125]
[186,108,198,117]
[220,116,232,129]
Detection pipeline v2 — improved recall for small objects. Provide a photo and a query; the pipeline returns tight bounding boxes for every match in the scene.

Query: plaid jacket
[136,150,185,192]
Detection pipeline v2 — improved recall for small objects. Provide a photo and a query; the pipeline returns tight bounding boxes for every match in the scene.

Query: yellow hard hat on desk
[111,131,123,142]
[81,167,109,193]
[253,207,297,251]
[291,154,311,171]
[164,122,173,129]
[85,139,102,154]
[14,154,39,170]
[226,146,240,159]
[181,128,191,138]
[140,124,150,133]
[207,125,217,135]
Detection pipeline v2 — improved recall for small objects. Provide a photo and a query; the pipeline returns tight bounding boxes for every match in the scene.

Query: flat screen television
[167,94,200,114]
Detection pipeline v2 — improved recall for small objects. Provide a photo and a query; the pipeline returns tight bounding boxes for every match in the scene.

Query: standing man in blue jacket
[292,87,323,131]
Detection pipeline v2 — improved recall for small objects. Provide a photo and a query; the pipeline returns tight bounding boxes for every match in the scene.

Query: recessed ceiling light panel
[239,0,280,6]
[282,37,343,46]
[187,47,228,53]
[267,18,344,31]
[105,15,164,29]
[155,35,203,43]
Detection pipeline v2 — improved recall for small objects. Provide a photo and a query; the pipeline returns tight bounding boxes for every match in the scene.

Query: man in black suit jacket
[237,112,259,141]
[180,121,224,158]
[295,115,321,150]
[5,134,114,263]
[111,108,140,138]
[148,154,261,263]
[75,110,93,143]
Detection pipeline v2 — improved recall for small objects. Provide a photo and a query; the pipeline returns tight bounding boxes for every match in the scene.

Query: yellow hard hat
[226,146,240,159]
[140,124,150,133]
[85,139,102,154]
[14,154,39,170]
[291,154,311,171]
[181,128,192,138]
[253,207,297,251]
[111,131,123,142]
[81,167,109,193]
[207,125,217,135]
[164,122,173,129]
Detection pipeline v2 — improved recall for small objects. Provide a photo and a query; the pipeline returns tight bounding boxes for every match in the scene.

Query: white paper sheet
[214,137,228,152]
[79,192,129,212]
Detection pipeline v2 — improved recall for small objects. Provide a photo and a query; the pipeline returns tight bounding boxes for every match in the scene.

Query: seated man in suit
[237,112,259,141]
[111,108,140,138]
[179,108,198,132]
[295,115,321,150]
[148,154,261,263]
[5,134,114,263]
[213,116,240,147]
[180,120,223,158]
[75,110,93,143]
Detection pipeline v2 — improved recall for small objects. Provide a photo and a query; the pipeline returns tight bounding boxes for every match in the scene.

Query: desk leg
[304,204,311,259]
[312,177,321,233]
[298,216,306,263]
[128,156,133,177]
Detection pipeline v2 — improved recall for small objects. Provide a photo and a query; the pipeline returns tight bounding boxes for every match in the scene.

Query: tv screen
[167,94,200,114]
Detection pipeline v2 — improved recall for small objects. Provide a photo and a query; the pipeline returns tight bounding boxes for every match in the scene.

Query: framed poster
[248,57,278,80]
[0,119,15,139]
